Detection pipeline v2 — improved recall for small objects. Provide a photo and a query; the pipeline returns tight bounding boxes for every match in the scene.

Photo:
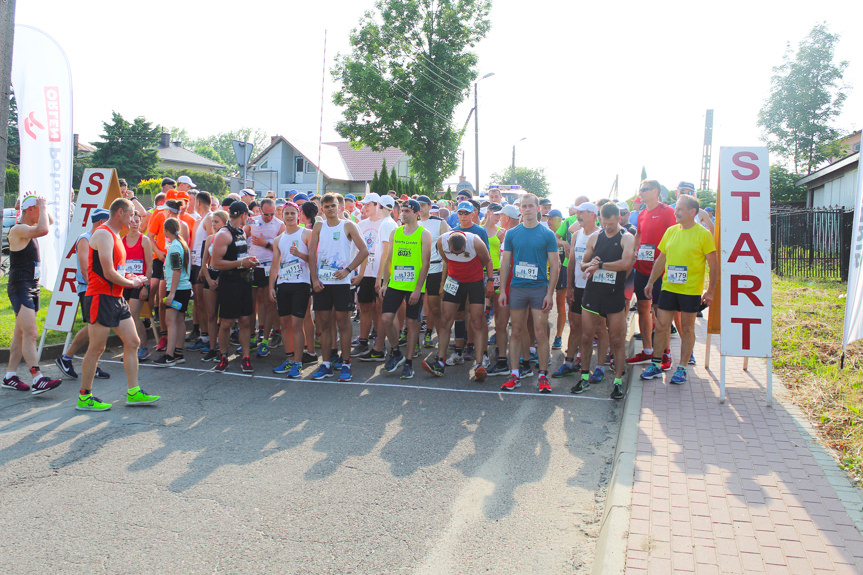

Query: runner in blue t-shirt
[498,193,559,394]
[454,201,489,247]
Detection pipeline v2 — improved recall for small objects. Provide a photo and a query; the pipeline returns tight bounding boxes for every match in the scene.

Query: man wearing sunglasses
[244,197,286,358]
[626,180,676,370]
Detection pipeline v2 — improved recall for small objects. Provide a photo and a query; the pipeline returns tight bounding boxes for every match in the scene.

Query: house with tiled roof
[239,136,409,197]
[156,133,226,174]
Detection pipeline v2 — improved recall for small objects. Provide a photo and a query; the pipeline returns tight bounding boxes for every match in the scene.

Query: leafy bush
[136,178,163,198]
[154,169,227,197]
[5,167,18,198]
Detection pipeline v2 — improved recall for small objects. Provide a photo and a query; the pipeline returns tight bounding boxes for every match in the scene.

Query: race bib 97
[667,265,688,284]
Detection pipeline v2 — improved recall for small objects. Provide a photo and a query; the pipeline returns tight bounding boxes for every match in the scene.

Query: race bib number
[125,259,144,274]
[237,251,248,262]
[279,260,303,282]
[637,244,656,262]
[34,262,40,281]
[367,253,375,269]
[319,265,338,282]
[667,265,688,284]
[573,247,586,263]
[262,261,272,276]
[393,266,415,283]
[493,270,501,288]
[592,269,617,285]
[514,263,539,281]
[443,276,459,296]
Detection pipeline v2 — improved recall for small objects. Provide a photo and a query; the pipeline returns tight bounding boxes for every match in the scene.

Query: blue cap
[345,194,356,201]
[91,208,110,222]
[293,193,309,202]
[406,199,421,212]
[457,201,475,213]
[548,209,563,219]
[417,195,432,205]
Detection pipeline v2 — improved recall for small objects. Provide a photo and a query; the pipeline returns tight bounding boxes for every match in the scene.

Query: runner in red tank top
[78,198,159,412]
[121,211,154,361]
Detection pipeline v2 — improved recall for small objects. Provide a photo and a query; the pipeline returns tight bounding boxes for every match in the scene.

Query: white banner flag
[11,25,74,292]
[843,152,863,349]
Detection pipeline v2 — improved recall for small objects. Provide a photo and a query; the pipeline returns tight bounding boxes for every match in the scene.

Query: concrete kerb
[591,312,641,575]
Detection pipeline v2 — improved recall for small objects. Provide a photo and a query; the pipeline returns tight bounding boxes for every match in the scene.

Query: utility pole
[700,109,714,192]
[0,0,16,207]
[474,82,479,195]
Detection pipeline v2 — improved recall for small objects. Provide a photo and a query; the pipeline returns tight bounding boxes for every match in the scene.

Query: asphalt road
[0,318,622,574]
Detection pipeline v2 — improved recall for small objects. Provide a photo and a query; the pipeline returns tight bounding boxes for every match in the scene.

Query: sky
[13,0,863,208]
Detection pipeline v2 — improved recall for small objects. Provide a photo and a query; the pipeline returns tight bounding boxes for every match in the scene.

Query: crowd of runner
[3,176,716,410]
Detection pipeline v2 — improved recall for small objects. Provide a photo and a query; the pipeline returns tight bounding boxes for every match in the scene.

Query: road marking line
[101,360,616,402]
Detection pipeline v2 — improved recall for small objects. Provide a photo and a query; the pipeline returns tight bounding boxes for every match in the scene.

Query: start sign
[719,147,772,358]
[43,169,120,331]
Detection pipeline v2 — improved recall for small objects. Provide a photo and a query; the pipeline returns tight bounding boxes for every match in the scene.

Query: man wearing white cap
[4,196,63,394]
[240,188,256,206]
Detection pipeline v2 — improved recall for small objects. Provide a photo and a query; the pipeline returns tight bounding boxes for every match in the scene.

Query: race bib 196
[393,266,414,283]
[592,269,617,284]
[443,276,459,296]
[667,265,688,284]
[514,262,539,281]
[637,244,656,261]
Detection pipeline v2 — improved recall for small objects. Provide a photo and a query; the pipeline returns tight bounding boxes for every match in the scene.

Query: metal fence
[771,207,854,281]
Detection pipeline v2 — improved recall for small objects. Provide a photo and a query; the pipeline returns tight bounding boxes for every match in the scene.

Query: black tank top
[221,223,248,281]
[591,228,626,294]
[9,236,40,284]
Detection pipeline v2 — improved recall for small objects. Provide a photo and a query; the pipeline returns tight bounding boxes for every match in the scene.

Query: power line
[356,55,453,124]
[379,20,469,91]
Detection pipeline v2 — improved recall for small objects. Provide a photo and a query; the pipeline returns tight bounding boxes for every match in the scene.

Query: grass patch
[0,282,87,348]
[773,275,863,484]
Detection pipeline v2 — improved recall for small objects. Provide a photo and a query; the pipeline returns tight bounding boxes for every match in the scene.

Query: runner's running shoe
[487,361,510,376]
[256,342,270,358]
[422,358,445,377]
[611,383,625,400]
[273,359,293,374]
[385,353,406,373]
[551,336,562,350]
[464,344,476,362]
[1,375,30,391]
[202,348,220,362]
[138,346,151,361]
[350,342,370,357]
[571,378,590,394]
[626,351,653,365]
[31,375,61,395]
[401,364,414,380]
[670,366,687,385]
[152,355,176,367]
[446,351,464,366]
[310,363,334,380]
[55,356,78,379]
[76,393,111,411]
[338,364,352,382]
[500,374,521,391]
[156,335,168,351]
[661,352,673,371]
[473,365,487,383]
[126,386,160,405]
[424,332,434,348]
[187,339,207,351]
[688,353,696,366]
[552,363,576,378]
[358,349,386,362]
[519,362,535,378]
[301,351,319,364]
[214,355,230,373]
[538,374,552,394]
[640,364,663,380]
[288,362,302,378]
[241,356,254,373]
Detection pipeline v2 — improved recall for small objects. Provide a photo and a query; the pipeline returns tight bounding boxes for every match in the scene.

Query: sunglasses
[262,212,276,217]
[639,187,655,193]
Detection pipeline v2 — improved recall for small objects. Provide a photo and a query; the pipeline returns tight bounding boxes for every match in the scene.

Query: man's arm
[704,251,718,305]
[644,252,667,299]
[75,237,89,278]
[142,236,154,279]
[378,228,396,295]
[498,250,512,307]
[341,221,369,280]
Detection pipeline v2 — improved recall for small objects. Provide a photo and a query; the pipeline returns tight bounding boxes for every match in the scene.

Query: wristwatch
[599,261,604,270]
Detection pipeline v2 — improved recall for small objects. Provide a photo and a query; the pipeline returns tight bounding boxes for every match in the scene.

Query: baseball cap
[177,175,197,188]
[677,181,696,195]
[345,194,357,202]
[20,195,38,210]
[379,196,395,210]
[548,209,563,219]
[430,205,440,214]
[293,193,310,202]
[457,190,472,199]
[417,195,432,205]
[229,201,249,217]
[240,188,255,197]
[405,199,421,212]
[576,202,598,214]
[500,205,521,219]
[400,195,409,201]
[705,206,714,213]
[91,208,110,222]
[488,203,503,212]
[360,192,381,205]
[275,198,286,206]
[457,201,475,213]
[161,178,176,188]
[539,198,552,206]
[616,202,631,213]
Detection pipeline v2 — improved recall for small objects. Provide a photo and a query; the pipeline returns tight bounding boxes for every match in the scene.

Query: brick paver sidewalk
[624,319,863,574]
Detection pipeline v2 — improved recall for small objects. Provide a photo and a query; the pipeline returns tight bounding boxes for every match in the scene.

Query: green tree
[90,112,160,183]
[333,0,491,192]
[769,164,807,203]
[696,189,716,212]
[185,128,269,175]
[489,166,550,197]
[6,90,19,167]
[157,169,227,197]
[370,170,379,197]
[390,167,399,194]
[758,23,849,174]
[378,158,389,195]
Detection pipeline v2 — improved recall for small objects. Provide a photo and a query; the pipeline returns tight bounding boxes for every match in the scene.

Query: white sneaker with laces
[445,351,464,366]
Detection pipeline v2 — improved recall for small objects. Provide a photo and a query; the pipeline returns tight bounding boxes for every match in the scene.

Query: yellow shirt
[657,223,715,296]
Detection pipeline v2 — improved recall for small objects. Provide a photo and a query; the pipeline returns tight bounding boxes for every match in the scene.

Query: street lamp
[474,72,495,194]
[511,137,526,185]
